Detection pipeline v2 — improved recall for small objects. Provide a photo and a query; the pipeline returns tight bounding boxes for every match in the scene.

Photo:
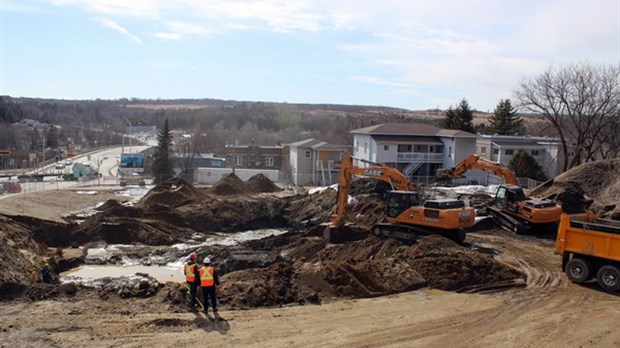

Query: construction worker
[199,257,220,315]
[183,252,200,310]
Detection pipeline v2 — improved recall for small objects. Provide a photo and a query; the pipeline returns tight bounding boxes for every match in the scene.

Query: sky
[0,0,618,111]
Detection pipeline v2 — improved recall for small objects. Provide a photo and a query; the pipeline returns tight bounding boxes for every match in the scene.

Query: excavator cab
[386,191,420,218]
[495,185,526,213]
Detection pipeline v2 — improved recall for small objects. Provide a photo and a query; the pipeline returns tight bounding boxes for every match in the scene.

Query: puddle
[62,264,184,283]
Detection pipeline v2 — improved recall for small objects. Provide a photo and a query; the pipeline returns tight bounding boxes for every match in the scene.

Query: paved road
[0,146,150,199]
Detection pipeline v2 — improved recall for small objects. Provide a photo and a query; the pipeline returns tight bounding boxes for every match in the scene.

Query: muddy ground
[0,166,619,347]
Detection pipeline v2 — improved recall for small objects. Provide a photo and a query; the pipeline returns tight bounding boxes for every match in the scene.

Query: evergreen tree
[487,99,524,135]
[151,119,174,184]
[442,98,476,133]
[508,149,547,181]
[442,107,458,129]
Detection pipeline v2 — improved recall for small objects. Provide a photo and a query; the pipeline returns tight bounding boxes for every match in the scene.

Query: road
[0,146,150,199]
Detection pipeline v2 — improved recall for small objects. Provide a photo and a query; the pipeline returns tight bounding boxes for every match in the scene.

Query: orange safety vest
[199,266,215,287]
[184,263,197,282]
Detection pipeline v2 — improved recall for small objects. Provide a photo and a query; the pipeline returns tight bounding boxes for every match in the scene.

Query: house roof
[351,123,476,138]
[372,135,443,145]
[491,139,541,147]
[288,138,348,151]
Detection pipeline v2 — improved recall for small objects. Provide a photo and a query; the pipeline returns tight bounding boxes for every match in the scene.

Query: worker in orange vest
[183,252,200,310]
[199,257,220,315]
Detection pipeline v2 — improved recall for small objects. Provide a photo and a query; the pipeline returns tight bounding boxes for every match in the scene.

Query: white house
[350,123,477,183]
[288,138,350,186]
[476,134,561,181]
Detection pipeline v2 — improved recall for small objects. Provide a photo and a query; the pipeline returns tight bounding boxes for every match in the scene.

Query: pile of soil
[209,173,250,195]
[247,174,282,193]
[136,177,206,210]
[530,158,620,218]
[216,234,523,308]
[0,215,44,290]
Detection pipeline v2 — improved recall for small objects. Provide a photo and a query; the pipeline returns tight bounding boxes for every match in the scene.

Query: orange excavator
[436,154,562,234]
[325,155,475,243]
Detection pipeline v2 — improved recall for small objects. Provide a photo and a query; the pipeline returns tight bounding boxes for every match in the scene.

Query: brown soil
[1,168,619,346]
[530,158,620,218]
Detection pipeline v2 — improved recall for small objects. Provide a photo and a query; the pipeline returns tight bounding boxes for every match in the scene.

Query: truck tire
[565,257,591,284]
[596,265,620,292]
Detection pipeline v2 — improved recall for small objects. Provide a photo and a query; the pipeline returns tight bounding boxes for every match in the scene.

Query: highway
[0,145,150,199]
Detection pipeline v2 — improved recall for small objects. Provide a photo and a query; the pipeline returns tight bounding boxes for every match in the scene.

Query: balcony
[396,152,443,162]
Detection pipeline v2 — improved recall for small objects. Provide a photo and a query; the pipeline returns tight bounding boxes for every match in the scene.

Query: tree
[508,150,547,181]
[515,62,620,172]
[151,119,174,184]
[442,99,476,133]
[486,99,524,135]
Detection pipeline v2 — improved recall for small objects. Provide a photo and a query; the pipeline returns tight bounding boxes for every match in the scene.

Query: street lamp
[121,119,132,155]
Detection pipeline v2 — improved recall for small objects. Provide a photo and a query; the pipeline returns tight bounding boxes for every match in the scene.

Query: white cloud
[349,76,411,88]
[164,21,213,36]
[94,17,143,45]
[154,32,183,40]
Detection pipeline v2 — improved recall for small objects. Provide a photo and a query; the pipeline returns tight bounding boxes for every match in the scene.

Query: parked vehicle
[556,212,620,292]
[1,182,22,194]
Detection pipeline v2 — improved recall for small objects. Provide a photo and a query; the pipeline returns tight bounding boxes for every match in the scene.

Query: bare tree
[515,62,620,172]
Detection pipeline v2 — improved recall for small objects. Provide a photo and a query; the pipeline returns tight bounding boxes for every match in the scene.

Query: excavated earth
[1,164,620,347]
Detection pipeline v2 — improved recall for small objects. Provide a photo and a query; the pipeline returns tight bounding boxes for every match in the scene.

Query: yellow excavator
[325,155,475,243]
[436,154,562,234]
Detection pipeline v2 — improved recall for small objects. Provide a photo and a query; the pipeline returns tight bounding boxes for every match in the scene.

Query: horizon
[1,1,618,112]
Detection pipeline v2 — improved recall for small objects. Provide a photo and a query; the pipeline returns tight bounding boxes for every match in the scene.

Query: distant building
[350,123,477,183]
[220,140,284,170]
[476,134,561,181]
[288,138,350,186]
[13,118,52,130]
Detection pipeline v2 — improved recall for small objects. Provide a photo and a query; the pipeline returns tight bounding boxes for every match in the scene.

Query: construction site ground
[1,161,620,347]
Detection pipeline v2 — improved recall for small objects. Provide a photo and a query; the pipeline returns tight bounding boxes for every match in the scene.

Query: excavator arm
[436,154,518,185]
[331,155,413,228]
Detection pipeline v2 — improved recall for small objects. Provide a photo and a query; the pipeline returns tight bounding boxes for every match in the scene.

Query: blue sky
[1,0,618,111]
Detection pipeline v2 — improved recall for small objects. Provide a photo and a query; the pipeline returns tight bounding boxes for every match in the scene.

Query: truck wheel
[565,258,591,284]
[514,222,527,235]
[596,265,620,292]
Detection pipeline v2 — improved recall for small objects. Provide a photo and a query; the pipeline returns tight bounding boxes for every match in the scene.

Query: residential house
[288,138,350,186]
[221,140,284,170]
[350,123,477,183]
[476,135,560,182]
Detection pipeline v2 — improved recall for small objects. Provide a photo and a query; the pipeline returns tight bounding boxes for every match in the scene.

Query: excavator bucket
[323,224,366,244]
[435,168,457,183]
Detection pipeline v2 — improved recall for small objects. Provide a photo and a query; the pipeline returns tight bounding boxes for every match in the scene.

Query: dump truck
[556,212,620,292]
[436,154,562,234]
[325,155,475,243]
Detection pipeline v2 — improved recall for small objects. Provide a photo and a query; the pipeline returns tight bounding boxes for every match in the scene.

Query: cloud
[154,32,183,40]
[94,17,143,45]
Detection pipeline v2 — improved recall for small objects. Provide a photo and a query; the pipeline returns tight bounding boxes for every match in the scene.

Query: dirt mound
[136,177,206,211]
[530,158,620,218]
[247,174,282,193]
[349,178,394,198]
[96,199,124,211]
[0,215,44,287]
[209,173,249,195]
[216,234,523,308]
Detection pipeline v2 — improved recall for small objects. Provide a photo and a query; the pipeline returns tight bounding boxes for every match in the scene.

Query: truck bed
[556,212,620,263]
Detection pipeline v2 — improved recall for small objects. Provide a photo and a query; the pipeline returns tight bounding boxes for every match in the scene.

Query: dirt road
[0,189,618,347]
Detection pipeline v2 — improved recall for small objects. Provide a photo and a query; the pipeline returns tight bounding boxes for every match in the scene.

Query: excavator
[436,154,562,234]
[324,155,475,244]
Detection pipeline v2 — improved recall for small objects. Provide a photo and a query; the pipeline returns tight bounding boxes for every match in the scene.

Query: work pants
[201,286,217,311]
[188,281,198,307]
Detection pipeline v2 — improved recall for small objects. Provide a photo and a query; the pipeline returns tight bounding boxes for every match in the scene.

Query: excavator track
[371,222,467,244]
[487,206,527,235]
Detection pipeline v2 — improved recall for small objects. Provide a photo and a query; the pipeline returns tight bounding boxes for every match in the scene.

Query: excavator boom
[436,154,518,185]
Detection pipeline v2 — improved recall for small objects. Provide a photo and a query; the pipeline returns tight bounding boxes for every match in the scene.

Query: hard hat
[203,257,211,264]
[189,252,197,260]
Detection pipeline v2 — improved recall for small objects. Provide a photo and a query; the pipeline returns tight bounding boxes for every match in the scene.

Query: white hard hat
[203,257,211,264]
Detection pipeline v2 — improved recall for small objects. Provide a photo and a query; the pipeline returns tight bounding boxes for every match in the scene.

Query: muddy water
[62,228,288,284]
[62,264,184,283]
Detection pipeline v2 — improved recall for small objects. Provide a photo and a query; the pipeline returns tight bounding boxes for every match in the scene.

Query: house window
[235,156,243,166]
[531,150,540,156]
[384,145,389,151]
[364,142,367,154]
[305,150,311,158]
[265,156,274,167]
[480,146,487,155]
[493,149,499,155]
[449,146,452,154]
[397,144,412,152]
[505,149,514,155]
